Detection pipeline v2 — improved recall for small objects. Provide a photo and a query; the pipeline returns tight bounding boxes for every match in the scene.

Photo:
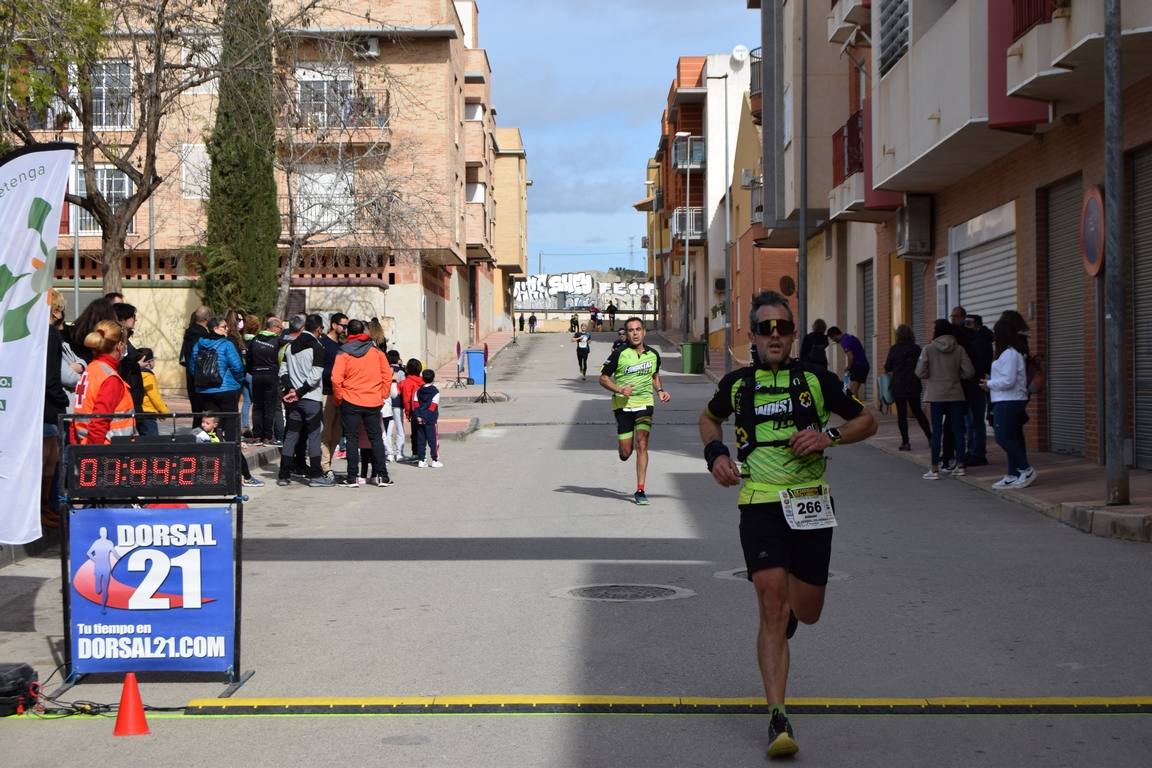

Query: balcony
[279,194,398,237]
[285,87,391,137]
[670,207,705,241]
[465,120,487,166]
[832,110,864,187]
[465,201,493,261]
[750,47,763,126]
[750,180,764,225]
[1006,0,1152,115]
[671,136,705,171]
[829,0,872,45]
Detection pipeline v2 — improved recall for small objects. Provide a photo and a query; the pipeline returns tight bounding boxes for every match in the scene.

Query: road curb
[443,417,480,441]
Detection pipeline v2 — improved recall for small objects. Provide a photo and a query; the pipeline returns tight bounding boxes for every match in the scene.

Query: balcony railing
[832,110,864,187]
[671,137,705,170]
[280,193,395,236]
[670,206,705,239]
[750,47,762,96]
[750,180,764,224]
[287,87,390,131]
[1012,0,1060,42]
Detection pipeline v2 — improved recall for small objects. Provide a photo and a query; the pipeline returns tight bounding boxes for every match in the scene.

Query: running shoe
[276,478,292,487]
[429,460,444,468]
[1013,467,1037,489]
[991,474,1016,490]
[940,461,957,474]
[242,477,265,487]
[766,712,799,758]
[922,470,939,480]
[786,611,798,640]
[356,477,367,486]
[308,474,335,488]
[952,465,967,477]
[372,476,394,487]
[417,460,428,468]
[339,476,359,488]
[634,490,649,505]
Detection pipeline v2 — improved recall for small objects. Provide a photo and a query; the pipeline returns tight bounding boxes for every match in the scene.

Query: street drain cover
[554,584,695,603]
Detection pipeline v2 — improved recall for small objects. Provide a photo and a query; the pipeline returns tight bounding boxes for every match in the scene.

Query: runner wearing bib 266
[599,317,670,505]
[698,292,875,760]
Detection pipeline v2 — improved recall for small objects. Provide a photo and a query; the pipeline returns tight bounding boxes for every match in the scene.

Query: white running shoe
[417,460,428,468]
[922,470,940,480]
[992,474,1015,490]
[430,460,444,468]
[1013,467,1037,489]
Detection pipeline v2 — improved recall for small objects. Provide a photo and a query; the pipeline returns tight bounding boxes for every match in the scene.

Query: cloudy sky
[478,1,757,275]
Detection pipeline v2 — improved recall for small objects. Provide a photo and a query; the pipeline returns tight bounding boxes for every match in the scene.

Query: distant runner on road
[599,317,670,505]
[572,323,592,380]
[698,291,876,759]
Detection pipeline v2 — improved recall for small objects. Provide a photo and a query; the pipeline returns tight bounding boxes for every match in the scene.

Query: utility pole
[797,0,809,338]
[538,251,543,275]
[629,236,635,273]
[1104,0,1129,504]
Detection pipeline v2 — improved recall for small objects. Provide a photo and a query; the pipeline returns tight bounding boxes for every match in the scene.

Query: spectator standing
[179,306,211,426]
[42,293,70,530]
[983,320,1037,489]
[330,319,394,487]
[278,314,332,486]
[883,324,931,451]
[941,306,978,470]
[319,313,348,472]
[413,369,443,467]
[518,313,525,332]
[190,316,262,487]
[528,313,538,333]
[569,313,579,333]
[50,291,84,395]
[999,309,1035,454]
[799,318,830,369]
[965,313,994,465]
[827,326,869,397]
[398,358,424,460]
[136,347,169,437]
[386,349,407,461]
[247,316,284,444]
[114,303,145,415]
[916,319,974,480]
[72,297,117,364]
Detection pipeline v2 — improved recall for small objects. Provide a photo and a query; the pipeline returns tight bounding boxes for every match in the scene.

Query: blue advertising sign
[68,506,234,674]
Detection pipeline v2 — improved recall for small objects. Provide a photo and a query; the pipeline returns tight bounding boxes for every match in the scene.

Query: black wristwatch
[823,427,843,446]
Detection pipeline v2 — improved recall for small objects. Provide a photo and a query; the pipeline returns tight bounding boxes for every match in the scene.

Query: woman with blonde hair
[71,320,135,444]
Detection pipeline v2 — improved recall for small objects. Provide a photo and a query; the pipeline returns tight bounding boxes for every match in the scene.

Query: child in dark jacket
[413,369,442,468]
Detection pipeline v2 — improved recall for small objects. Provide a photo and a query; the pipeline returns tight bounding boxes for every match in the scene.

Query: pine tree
[201,0,280,313]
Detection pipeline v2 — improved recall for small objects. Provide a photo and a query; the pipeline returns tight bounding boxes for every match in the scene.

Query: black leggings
[894,396,931,445]
[201,390,253,479]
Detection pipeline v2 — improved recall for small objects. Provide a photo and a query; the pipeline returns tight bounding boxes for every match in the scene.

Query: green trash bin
[680,341,706,374]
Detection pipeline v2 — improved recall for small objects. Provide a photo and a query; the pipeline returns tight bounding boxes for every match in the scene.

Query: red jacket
[398,373,423,418]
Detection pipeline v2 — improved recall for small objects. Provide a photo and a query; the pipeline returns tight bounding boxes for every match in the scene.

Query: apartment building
[866,0,1152,464]
[492,126,528,323]
[32,0,524,386]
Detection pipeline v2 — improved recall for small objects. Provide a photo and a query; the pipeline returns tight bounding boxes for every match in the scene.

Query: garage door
[1134,150,1152,468]
[957,234,1016,322]
[908,260,928,344]
[1045,177,1084,455]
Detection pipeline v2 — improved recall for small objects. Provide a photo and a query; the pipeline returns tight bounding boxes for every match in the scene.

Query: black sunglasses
[753,318,796,337]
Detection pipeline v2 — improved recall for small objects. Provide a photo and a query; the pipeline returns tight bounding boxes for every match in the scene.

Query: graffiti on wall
[513,272,656,310]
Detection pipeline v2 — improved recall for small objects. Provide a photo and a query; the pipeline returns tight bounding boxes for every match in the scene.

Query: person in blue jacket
[190,316,263,486]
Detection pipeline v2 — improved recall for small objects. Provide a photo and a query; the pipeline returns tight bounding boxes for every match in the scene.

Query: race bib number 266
[778,484,837,530]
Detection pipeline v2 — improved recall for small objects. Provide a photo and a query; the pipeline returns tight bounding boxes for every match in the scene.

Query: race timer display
[66,443,239,499]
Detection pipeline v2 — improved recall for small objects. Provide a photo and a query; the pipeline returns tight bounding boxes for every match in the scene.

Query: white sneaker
[922,470,940,480]
[992,475,1015,490]
[417,460,428,468]
[1014,467,1037,489]
[430,460,443,468]
[952,465,966,477]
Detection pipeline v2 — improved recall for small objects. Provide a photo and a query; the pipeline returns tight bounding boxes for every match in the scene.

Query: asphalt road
[3,331,1151,766]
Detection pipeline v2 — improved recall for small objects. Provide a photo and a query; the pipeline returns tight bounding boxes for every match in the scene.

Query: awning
[632,196,654,212]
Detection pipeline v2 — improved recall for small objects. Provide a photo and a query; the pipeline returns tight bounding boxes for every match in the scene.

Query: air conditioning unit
[353,37,380,58]
[714,278,726,292]
[896,193,933,259]
[739,168,755,189]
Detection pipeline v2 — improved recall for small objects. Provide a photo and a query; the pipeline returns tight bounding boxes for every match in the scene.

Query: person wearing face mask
[698,291,876,759]
[72,320,136,445]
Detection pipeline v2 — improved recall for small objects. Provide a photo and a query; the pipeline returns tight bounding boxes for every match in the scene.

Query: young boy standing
[413,369,443,468]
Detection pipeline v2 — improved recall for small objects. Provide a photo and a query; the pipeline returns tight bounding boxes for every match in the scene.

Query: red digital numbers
[151,457,171,484]
[178,457,196,486]
[78,458,98,487]
[128,457,148,485]
[200,457,221,484]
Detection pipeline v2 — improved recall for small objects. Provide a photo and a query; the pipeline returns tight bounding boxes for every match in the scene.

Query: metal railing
[750,47,762,96]
[750,180,764,224]
[832,110,864,186]
[288,87,390,131]
[1012,0,1060,42]
[671,206,705,239]
[671,136,706,170]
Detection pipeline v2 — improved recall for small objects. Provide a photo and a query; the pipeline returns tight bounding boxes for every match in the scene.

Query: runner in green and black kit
[599,317,670,505]
[698,291,876,759]
[572,323,592,379]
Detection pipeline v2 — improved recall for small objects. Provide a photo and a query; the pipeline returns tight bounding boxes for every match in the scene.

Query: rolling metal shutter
[908,260,928,345]
[861,260,874,400]
[1046,177,1084,456]
[1133,150,1152,468]
[958,235,1016,326]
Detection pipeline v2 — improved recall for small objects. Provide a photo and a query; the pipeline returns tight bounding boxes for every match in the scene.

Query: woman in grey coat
[915,318,975,480]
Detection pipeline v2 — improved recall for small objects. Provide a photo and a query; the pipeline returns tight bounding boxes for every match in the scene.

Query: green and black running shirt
[705,363,864,504]
[601,344,661,411]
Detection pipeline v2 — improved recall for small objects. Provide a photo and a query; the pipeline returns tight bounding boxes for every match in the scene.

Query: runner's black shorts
[614,406,654,438]
[738,499,834,586]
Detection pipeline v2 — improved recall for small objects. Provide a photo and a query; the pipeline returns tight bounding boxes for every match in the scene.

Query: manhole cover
[553,584,696,603]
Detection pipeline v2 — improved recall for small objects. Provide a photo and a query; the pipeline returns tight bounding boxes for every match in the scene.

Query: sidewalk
[650,330,1152,543]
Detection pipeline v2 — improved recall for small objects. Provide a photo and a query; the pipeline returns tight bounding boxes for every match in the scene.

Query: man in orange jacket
[330,319,393,487]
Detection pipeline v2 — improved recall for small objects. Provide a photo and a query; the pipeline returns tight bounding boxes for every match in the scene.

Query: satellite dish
[731,45,750,66]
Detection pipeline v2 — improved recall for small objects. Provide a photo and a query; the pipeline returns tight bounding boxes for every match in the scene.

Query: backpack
[194,345,223,390]
[1026,354,1045,395]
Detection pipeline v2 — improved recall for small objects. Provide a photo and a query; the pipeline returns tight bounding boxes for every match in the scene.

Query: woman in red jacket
[72,320,135,444]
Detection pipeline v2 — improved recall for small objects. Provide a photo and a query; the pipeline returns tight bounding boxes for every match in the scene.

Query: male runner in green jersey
[599,317,671,505]
[699,291,875,759]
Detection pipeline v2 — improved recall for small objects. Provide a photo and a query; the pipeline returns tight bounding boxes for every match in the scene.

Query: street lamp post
[676,130,692,336]
[707,72,733,373]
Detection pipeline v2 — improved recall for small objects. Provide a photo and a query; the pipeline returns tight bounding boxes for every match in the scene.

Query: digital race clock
[65,443,240,499]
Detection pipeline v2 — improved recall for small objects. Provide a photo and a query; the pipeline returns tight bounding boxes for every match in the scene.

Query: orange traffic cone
[113,672,150,736]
